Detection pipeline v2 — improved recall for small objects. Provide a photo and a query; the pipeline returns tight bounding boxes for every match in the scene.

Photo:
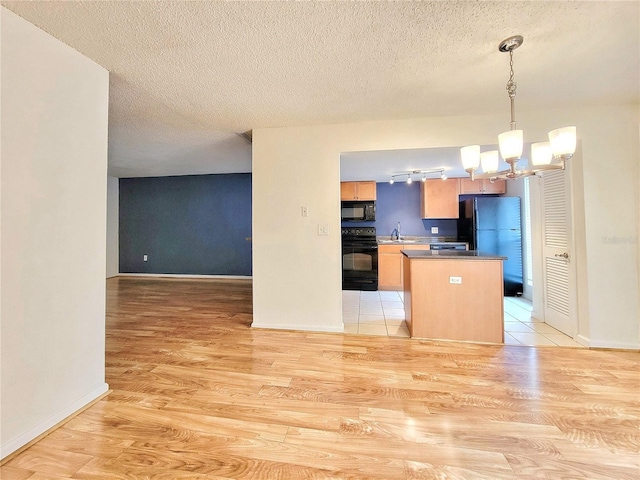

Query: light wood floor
[3,277,639,479]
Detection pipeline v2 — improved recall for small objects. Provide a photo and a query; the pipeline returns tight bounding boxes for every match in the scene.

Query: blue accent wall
[119,174,252,275]
[342,182,458,238]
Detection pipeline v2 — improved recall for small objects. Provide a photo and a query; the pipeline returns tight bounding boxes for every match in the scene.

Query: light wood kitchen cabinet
[482,179,507,194]
[379,245,403,290]
[459,178,506,195]
[420,178,460,219]
[340,181,377,201]
[379,244,429,290]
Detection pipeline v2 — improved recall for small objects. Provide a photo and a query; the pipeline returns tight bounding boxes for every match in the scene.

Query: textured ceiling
[2,1,638,178]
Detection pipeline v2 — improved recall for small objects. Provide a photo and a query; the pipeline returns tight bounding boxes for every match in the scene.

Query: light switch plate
[449,276,462,284]
[431,226,439,234]
[301,206,308,217]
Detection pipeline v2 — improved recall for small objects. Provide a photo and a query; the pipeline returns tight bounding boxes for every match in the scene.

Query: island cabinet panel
[340,181,377,201]
[460,178,506,195]
[379,245,430,290]
[403,256,504,343]
[420,178,460,219]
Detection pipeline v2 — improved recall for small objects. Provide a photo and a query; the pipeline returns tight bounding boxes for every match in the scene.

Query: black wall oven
[341,227,378,291]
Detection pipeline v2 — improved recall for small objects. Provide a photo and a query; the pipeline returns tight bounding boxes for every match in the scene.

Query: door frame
[529,156,579,337]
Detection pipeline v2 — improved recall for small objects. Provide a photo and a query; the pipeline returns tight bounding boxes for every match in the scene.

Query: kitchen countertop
[377,236,458,245]
[401,250,507,260]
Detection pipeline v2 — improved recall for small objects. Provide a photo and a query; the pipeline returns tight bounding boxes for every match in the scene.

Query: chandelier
[461,35,577,181]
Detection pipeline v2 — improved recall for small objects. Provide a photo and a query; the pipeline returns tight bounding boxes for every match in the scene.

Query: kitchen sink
[378,239,418,244]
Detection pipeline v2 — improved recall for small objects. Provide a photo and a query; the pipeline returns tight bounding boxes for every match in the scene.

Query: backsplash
[341,182,458,238]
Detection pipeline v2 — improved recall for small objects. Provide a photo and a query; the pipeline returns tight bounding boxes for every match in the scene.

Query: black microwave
[341,201,376,222]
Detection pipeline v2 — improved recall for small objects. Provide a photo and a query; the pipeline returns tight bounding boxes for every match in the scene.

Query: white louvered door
[541,169,575,336]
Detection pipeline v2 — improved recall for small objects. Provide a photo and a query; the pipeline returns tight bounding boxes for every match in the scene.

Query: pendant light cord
[506,50,517,130]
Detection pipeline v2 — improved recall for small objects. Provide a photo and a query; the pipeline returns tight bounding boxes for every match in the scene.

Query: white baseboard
[117,273,252,280]
[576,334,640,350]
[1,383,109,461]
[251,322,344,333]
[575,334,590,347]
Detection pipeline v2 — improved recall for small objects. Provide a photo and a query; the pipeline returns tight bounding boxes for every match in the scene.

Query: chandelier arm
[473,168,513,180]
[527,162,566,175]
[474,162,566,181]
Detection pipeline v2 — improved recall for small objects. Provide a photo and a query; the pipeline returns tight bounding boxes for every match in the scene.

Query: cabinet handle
[554,252,569,259]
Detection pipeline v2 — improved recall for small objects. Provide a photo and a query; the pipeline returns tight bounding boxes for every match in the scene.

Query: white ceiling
[2,1,638,179]
[340,146,487,183]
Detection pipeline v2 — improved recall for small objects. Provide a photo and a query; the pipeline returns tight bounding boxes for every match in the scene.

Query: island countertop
[401,250,507,260]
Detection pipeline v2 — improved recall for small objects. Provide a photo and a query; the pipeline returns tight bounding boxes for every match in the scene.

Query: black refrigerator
[458,197,523,296]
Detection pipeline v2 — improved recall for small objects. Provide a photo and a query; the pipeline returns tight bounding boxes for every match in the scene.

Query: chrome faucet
[391,222,401,240]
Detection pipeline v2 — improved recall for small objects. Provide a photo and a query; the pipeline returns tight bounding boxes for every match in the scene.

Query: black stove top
[341,227,376,238]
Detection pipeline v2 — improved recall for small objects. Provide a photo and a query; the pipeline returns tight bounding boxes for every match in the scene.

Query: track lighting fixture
[389,169,447,184]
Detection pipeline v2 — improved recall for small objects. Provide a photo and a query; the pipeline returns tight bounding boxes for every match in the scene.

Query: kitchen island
[402,250,506,343]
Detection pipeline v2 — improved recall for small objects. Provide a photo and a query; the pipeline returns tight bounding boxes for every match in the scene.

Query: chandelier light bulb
[480,150,499,174]
[548,126,577,158]
[498,130,523,161]
[421,174,427,182]
[389,177,394,185]
[531,142,552,166]
[460,145,481,171]
[440,172,447,181]
[406,175,412,184]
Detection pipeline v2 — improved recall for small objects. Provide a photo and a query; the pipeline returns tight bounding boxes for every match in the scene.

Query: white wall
[578,105,639,349]
[1,8,109,458]
[252,105,639,349]
[106,176,119,278]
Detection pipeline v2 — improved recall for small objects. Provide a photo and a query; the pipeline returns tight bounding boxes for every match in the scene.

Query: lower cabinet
[379,245,404,290]
[379,244,429,290]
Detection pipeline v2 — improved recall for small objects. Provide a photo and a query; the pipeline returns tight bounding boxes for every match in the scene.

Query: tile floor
[342,290,585,347]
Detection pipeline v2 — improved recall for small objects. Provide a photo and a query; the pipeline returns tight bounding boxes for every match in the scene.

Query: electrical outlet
[318,224,329,236]
[143,255,148,262]
[449,276,462,284]
[431,226,439,234]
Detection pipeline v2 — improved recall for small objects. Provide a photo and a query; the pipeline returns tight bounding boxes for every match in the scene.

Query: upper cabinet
[420,178,460,219]
[459,178,506,195]
[340,181,377,201]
